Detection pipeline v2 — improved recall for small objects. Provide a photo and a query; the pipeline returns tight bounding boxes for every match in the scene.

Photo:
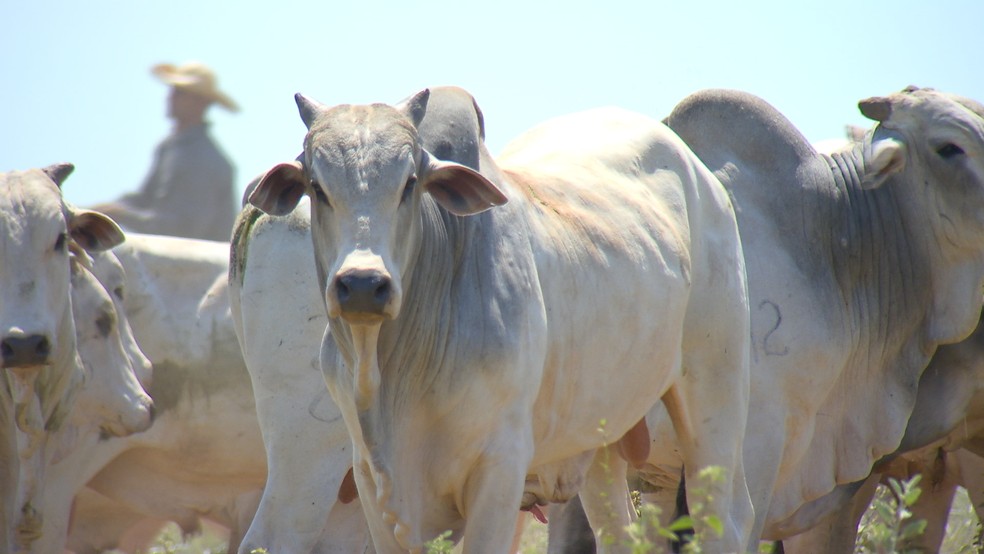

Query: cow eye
[113,286,125,301]
[312,184,331,206]
[936,143,965,159]
[54,232,67,253]
[401,176,417,204]
[95,310,115,337]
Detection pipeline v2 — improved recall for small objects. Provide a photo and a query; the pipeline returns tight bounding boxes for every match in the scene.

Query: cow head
[0,165,124,376]
[89,249,154,386]
[860,86,984,239]
[249,89,507,326]
[71,249,154,437]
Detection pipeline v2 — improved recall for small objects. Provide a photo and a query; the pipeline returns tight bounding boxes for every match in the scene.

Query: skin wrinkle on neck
[826,141,928,359]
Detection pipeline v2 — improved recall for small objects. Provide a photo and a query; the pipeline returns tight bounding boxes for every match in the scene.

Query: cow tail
[670,466,693,553]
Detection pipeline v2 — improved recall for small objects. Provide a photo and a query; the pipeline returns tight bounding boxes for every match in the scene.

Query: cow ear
[397,89,430,129]
[68,209,126,252]
[862,138,906,190]
[42,163,75,188]
[249,161,307,216]
[420,151,508,216]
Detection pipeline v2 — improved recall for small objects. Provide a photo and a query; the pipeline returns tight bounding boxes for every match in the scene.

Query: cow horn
[41,163,75,188]
[295,93,328,130]
[859,96,893,122]
[398,88,431,129]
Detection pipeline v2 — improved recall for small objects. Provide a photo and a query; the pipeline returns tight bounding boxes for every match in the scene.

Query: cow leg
[672,252,755,552]
[579,444,635,553]
[905,450,960,554]
[781,471,880,554]
[238,394,356,554]
[546,495,598,554]
[0,399,15,554]
[662,381,753,553]
[226,489,261,554]
[459,437,531,554]
[510,511,529,554]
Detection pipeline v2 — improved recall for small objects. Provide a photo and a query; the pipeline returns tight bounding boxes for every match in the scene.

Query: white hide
[0,165,124,553]
[229,199,372,554]
[46,234,264,554]
[663,87,984,540]
[250,93,752,553]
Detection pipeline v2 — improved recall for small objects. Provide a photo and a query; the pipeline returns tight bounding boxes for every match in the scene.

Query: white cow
[68,248,155,439]
[231,86,496,554]
[551,87,984,551]
[0,164,128,552]
[37,234,266,554]
[22,246,156,554]
[229,199,372,554]
[249,90,753,552]
[661,86,984,541]
[783,310,984,553]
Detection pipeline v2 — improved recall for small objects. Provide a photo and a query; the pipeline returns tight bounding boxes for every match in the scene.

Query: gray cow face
[250,90,507,327]
[70,252,154,438]
[860,87,984,244]
[0,169,73,373]
[0,165,124,376]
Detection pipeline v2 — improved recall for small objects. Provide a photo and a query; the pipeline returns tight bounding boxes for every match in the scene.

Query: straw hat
[151,62,240,112]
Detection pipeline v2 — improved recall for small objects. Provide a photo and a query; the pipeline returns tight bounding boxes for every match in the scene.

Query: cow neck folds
[331,197,470,416]
[824,139,933,362]
[327,196,475,543]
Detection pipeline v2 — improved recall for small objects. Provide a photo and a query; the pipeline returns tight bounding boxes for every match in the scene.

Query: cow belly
[531,306,688,464]
[80,389,265,528]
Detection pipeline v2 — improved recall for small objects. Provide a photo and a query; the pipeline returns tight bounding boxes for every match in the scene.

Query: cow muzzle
[1,333,51,369]
[331,268,395,323]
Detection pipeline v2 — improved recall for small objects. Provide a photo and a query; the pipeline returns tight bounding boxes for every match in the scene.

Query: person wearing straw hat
[93,62,239,242]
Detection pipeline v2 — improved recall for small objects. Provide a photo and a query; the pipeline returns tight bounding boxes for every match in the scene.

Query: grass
[133,482,982,554]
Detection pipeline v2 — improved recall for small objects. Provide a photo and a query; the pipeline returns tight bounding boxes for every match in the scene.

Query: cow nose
[334,271,392,315]
[1,334,51,368]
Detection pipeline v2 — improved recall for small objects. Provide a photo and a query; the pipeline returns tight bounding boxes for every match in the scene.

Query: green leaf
[888,477,905,498]
[900,518,927,540]
[703,514,725,537]
[658,528,679,540]
[901,486,922,507]
[668,515,695,532]
[875,502,895,522]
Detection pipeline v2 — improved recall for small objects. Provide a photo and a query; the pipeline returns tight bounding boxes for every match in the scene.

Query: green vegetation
[856,476,927,554]
[139,475,984,554]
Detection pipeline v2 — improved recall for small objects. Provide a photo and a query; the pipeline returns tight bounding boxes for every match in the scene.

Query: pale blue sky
[2,0,981,208]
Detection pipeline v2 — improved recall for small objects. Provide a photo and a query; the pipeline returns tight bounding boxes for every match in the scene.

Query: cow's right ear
[861,138,906,190]
[248,161,307,216]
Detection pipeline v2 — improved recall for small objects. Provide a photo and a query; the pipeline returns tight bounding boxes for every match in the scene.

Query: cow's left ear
[68,208,126,252]
[420,151,508,216]
[861,138,906,190]
[249,161,307,216]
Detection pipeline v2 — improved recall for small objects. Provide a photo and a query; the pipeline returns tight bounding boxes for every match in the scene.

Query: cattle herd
[1,84,983,554]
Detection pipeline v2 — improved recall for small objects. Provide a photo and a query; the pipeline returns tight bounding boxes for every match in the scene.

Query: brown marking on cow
[617,417,651,469]
[338,466,358,504]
